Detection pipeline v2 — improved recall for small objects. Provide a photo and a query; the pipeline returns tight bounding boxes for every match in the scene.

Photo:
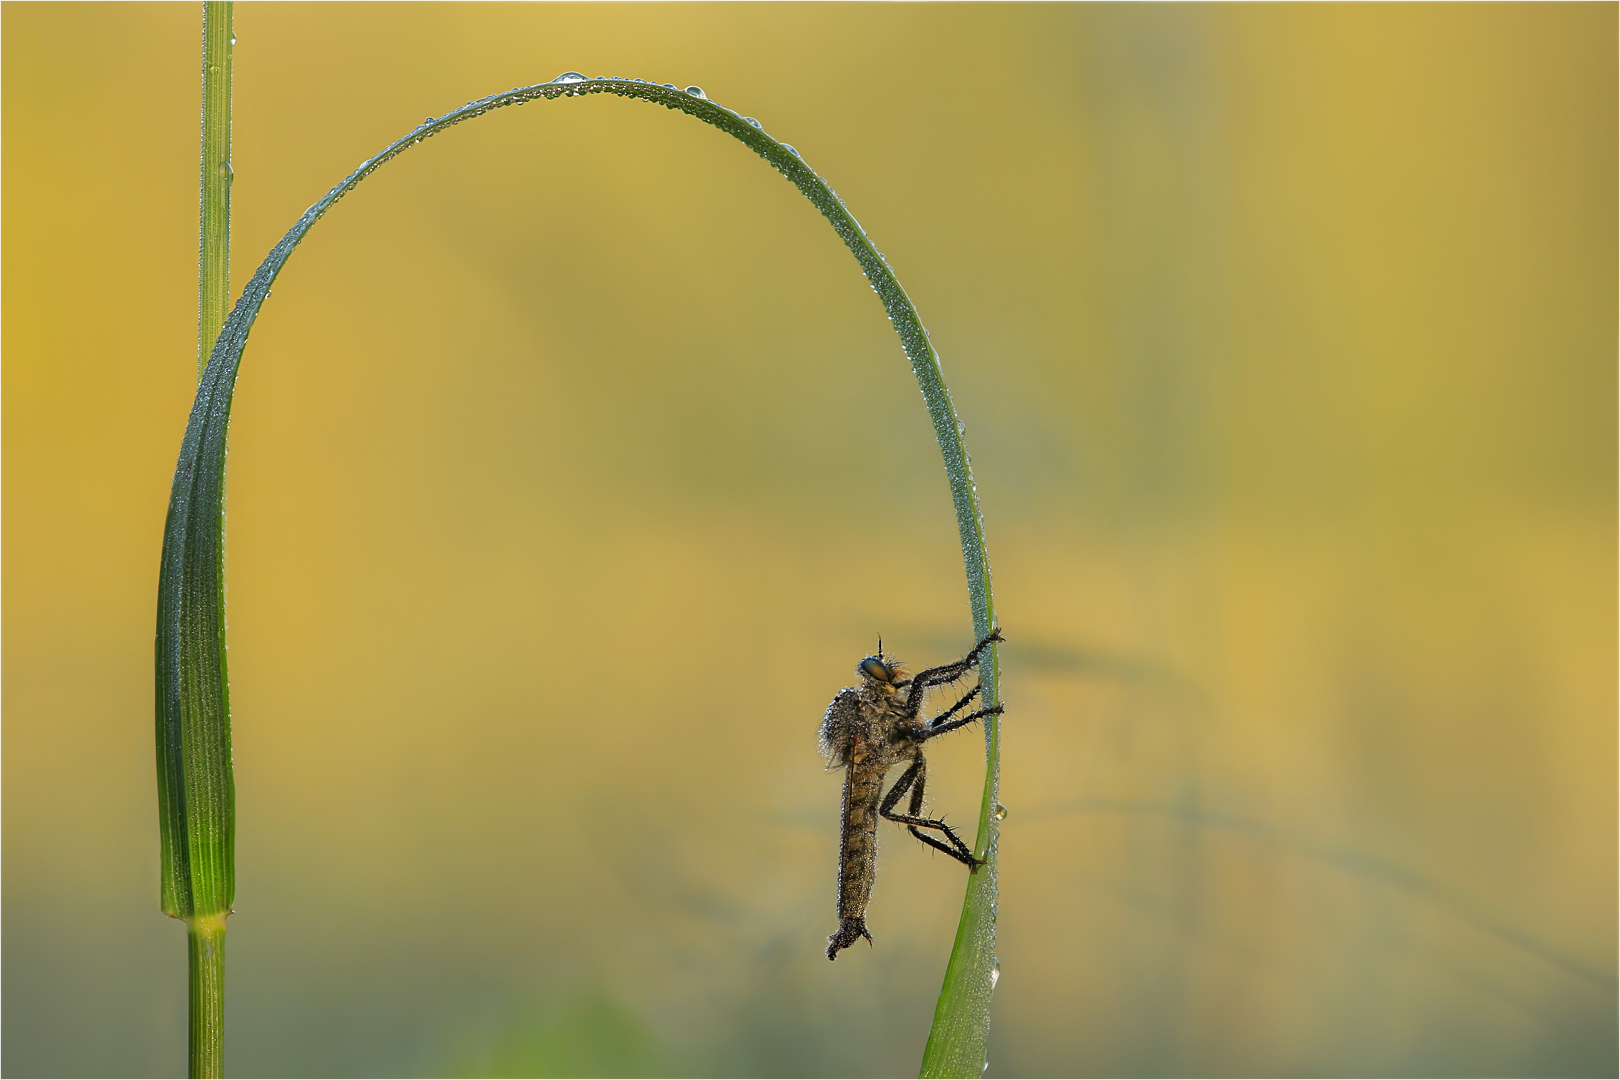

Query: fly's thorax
[862,683,915,730]
[858,681,909,716]
[824,671,920,772]
[820,686,863,767]
[835,686,906,773]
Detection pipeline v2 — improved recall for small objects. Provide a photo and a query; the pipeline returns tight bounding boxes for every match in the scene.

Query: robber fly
[820,629,1005,960]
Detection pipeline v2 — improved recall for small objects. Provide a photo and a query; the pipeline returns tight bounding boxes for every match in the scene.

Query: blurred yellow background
[4,3,1614,1076]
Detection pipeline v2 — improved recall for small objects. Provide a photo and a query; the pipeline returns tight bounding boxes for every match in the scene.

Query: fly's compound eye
[858,657,894,683]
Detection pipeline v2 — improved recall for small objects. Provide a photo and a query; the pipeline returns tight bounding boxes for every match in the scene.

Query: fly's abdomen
[828,752,885,959]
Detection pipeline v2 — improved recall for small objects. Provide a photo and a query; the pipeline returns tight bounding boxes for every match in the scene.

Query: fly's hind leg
[880,754,981,870]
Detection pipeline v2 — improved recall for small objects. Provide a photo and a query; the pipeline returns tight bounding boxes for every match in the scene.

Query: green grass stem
[187,915,228,1079]
[196,1,232,379]
[157,74,1001,1078]
[162,4,233,1076]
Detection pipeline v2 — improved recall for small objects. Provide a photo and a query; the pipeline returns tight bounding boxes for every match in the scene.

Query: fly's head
[857,654,910,699]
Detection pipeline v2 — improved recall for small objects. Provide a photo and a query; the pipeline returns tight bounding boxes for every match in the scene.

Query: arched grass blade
[157,74,1002,1079]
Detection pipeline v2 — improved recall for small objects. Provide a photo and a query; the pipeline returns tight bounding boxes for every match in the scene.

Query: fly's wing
[819,687,862,768]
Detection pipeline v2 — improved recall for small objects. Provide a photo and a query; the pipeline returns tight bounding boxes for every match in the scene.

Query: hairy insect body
[822,681,918,957]
[821,631,1005,961]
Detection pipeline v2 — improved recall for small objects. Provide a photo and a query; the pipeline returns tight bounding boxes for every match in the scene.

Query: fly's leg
[905,629,1004,712]
[913,683,1002,738]
[904,774,979,866]
[905,683,1005,745]
[928,684,982,727]
[917,703,1006,744]
[880,755,981,870]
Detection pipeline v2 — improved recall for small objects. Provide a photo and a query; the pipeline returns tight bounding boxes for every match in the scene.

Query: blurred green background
[4,3,1614,1076]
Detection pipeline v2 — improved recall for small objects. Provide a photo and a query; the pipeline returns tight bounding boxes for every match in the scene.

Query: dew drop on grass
[993,802,1007,821]
[743,117,762,128]
[781,143,800,156]
[989,961,1000,988]
[684,85,706,98]
[553,71,587,83]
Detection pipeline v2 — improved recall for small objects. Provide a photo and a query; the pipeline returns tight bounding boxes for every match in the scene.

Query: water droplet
[993,802,1008,821]
[662,83,676,89]
[781,143,800,156]
[743,117,762,129]
[424,116,434,124]
[229,34,236,46]
[989,961,1001,988]
[684,85,705,98]
[208,64,219,74]
[552,71,587,84]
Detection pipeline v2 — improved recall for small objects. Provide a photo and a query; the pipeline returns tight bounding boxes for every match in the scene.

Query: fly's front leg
[905,629,1004,712]
[880,753,981,870]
